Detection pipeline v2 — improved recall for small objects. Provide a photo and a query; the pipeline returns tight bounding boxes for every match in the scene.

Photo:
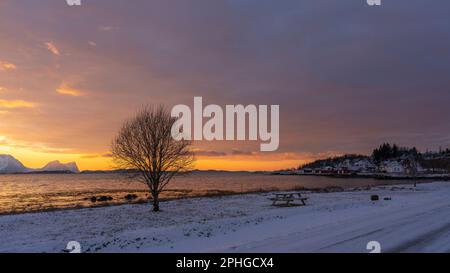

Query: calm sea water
[0,172,406,214]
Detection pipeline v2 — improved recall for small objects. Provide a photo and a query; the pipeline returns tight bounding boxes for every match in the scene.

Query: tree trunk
[152,192,160,212]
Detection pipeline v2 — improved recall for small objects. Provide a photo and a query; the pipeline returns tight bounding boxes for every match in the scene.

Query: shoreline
[0,188,277,217]
[272,172,450,180]
[0,180,412,217]
[1,180,449,253]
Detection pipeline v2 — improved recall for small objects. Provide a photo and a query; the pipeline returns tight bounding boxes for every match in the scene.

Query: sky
[0,0,450,171]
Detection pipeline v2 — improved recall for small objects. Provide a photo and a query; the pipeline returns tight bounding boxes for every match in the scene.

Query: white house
[381,160,405,174]
[337,158,377,173]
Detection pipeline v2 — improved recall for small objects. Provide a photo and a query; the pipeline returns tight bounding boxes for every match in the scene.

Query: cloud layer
[0,0,449,170]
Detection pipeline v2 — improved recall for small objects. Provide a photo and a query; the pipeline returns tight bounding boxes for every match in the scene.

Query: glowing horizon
[0,146,321,172]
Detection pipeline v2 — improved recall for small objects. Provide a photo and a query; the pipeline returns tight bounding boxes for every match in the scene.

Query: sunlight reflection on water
[0,172,402,214]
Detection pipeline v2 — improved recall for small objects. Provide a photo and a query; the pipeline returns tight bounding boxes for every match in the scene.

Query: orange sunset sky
[1,1,449,171]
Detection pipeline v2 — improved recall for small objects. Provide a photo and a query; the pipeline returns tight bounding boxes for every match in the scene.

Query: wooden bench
[271,192,308,207]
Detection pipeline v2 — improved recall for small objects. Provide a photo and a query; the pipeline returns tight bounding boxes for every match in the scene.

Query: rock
[384,197,392,201]
[371,195,379,201]
[97,196,112,202]
[97,196,107,202]
[124,194,138,201]
[314,186,345,193]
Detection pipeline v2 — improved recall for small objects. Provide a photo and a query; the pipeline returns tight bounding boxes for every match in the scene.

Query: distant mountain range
[0,154,80,174]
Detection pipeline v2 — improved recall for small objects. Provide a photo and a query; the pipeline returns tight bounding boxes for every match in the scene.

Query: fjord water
[0,172,405,215]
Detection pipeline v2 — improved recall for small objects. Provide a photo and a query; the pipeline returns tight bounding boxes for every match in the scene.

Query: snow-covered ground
[0,181,449,253]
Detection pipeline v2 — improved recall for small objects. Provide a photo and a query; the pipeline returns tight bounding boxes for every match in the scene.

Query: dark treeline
[372,143,419,163]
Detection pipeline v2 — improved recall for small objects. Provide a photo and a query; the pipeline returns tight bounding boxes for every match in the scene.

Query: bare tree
[404,157,418,188]
[111,105,194,212]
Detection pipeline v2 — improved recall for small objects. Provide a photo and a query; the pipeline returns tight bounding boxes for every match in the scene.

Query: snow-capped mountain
[39,160,80,173]
[0,155,80,174]
[0,154,29,173]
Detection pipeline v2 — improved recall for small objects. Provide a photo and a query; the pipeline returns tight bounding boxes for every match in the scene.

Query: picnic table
[270,192,308,207]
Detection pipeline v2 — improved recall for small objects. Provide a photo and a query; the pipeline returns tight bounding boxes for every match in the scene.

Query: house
[381,160,405,174]
[311,166,333,174]
[297,168,313,174]
[352,159,377,173]
[337,167,352,174]
[336,158,377,173]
